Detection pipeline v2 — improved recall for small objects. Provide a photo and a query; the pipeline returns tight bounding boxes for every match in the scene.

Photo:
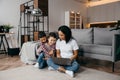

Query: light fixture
[88,0,101,1]
[31,8,42,16]
[88,0,120,7]
[74,0,101,2]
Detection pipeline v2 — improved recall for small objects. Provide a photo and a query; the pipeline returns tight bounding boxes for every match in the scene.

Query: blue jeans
[37,52,47,69]
[47,58,80,72]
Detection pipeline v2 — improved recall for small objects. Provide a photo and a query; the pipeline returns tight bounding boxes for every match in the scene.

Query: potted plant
[3,24,14,33]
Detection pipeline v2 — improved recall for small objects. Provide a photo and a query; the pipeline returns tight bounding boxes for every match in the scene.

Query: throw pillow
[72,28,93,45]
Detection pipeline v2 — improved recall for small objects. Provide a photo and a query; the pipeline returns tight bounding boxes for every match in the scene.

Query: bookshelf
[65,11,82,29]
[19,0,49,46]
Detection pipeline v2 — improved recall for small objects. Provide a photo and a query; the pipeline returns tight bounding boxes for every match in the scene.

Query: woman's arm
[70,39,79,60]
[70,50,78,60]
[56,49,61,58]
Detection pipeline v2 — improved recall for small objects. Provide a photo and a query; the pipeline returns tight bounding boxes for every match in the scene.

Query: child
[35,32,57,69]
[34,31,47,67]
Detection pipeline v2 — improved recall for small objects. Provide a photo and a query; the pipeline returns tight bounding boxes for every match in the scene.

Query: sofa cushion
[79,44,112,56]
[72,28,93,45]
[94,27,119,46]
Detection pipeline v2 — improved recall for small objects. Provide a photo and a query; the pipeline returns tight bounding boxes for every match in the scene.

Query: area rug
[0,65,120,80]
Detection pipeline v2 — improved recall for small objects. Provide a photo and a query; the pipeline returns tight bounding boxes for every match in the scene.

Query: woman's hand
[70,50,78,60]
[56,49,61,58]
[70,57,74,61]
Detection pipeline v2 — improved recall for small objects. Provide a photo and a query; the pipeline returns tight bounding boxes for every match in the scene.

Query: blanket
[19,41,40,64]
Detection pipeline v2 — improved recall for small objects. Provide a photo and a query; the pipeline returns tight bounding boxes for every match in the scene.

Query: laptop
[52,57,73,66]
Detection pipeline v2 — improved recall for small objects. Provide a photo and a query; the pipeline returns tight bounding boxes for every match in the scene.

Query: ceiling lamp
[31,8,42,16]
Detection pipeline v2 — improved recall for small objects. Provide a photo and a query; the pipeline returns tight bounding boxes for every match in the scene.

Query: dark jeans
[37,52,47,69]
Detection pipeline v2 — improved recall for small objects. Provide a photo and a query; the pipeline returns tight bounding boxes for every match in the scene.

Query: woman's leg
[64,60,80,72]
[47,58,60,70]
[37,52,47,69]
[47,58,75,77]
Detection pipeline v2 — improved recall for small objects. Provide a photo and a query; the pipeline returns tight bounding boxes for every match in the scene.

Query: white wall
[0,0,87,32]
[0,0,29,47]
[87,1,120,23]
[49,0,87,31]
[3,1,119,34]
[0,0,87,47]
[0,0,30,35]
[0,0,29,27]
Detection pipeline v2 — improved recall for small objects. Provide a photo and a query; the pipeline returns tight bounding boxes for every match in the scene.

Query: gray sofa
[72,27,120,72]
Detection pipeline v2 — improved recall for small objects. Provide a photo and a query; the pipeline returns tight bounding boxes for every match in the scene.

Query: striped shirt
[37,42,55,57]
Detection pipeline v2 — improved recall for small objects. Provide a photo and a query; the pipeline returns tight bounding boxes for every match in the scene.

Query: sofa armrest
[112,34,120,62]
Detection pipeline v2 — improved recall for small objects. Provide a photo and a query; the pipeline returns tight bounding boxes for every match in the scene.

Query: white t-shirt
[56,39,79,58]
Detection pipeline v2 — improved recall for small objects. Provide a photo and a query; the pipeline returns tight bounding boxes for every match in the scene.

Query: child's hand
[49,50,54,56]
[43,57,48,60]
[36,52,40,56]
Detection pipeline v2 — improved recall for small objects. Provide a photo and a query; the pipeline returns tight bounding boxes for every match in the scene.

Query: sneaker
[34,63,39,68]
[48,66,55,71]
[65,70,74,77]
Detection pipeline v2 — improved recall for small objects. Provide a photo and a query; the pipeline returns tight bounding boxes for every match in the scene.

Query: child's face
[39,36,46,43]
[58,31,65,40]
[48,37,56,45]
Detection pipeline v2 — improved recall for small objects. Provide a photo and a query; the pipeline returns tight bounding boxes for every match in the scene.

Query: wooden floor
[77,57,120,75]
[0,54,26,71]
[0,54,120,75]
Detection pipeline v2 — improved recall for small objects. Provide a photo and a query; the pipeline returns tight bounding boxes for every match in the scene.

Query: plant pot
[4,29,9,33]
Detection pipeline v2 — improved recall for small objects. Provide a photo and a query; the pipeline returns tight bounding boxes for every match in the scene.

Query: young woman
[47,25,80,77]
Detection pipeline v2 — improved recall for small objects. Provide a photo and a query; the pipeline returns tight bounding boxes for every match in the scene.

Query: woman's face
[48,37,56,45]
[58,31,65,40]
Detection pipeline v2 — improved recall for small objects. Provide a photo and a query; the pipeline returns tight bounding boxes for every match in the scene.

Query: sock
[34,63,39,68]
[48,66,55,71]
[65,70,74,77]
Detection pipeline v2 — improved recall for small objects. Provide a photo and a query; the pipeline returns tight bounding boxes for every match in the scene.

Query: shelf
[90,21,117,28]
[65,11,82,29]
[70,21,75,23]
[28,21,44,23]
[70,24,75,26]
[21,27,32,28]
[70,16,75,18]
[20,0,49,46]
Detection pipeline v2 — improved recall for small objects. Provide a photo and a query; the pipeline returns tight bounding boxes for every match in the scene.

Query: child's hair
[48,32,57,39]
[39,31,46,38]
